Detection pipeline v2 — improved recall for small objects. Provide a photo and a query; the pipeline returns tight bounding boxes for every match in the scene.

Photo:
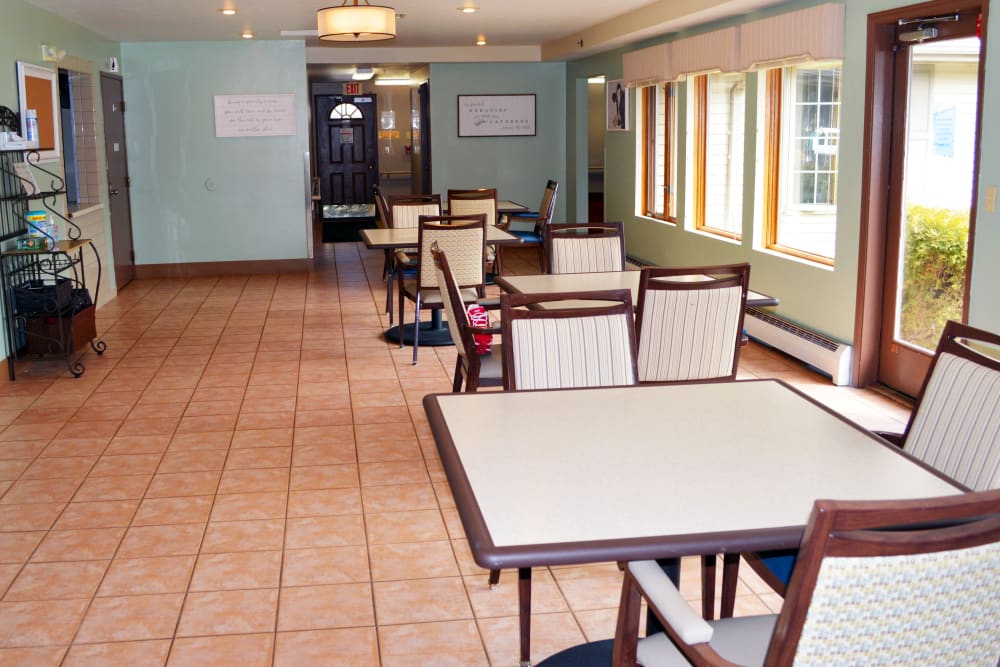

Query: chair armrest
[477,297,502,311]
[628,561,713,645]
[873,431,905,448]
[394,250,414,266]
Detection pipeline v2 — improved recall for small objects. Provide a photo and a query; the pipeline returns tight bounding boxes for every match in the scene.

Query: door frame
[100,71,136,290]
[853,0,988,388]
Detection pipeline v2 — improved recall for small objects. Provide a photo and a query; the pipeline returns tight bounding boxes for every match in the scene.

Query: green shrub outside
[900,204,968,350]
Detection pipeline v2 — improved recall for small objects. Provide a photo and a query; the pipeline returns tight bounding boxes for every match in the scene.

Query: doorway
[314,93,378,205]
[856,0,985,396]
[100,73,136,290]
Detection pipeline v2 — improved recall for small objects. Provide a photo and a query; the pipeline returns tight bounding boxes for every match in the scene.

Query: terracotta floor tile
[284,515,366,549]
[90,453,162,477]
[0,459,30,482]
[293,409,354,428]
[0,646,68,666]
[5,560,109,601]
[175,414,239,434]
[276,583,373,631]
[352,406,409,425]
[358,461,429,487]
[1,478,80,505]
[372,577,472,625]
[177,588,278,636]
[75,593,185,643]
[224,446,292,470]
[133,495,214,526]
[286,488,362,518]
[167,633,274,667]
[74,474,151,501]
[209,491,287,522]
[117,523,206,558]
[62,639,171,667]
[0,599,90,647]
[463,570,569,618]
[145,471,221,498]
[102,435,171,456]
[288,464,359,491]
[98,555,196,596]
[128,402,187,421]
[281,545,369,587]
[40,437,111,458]
[0,422,64,442]
[0,504,65,533]
[167,431,233,452]
[0,532,46,564]
[230,428,294,449]
[361,483,438,514]
[184,399,242,418]
[18,456,93,482]
[273,627,378,667]
[292,425,355,448]
[478,612,585,667]
[117,418,179,437]
[365,509,448,545]
[241,396,296,414]
[30,527,125,562]
[0,440,48,460]
[201,519,285,554]
[189,550,282,591]
[378,619,488,667]
[289,444,356,467]
[157,449,228,474]
[549,563,626,611]
[370,541,459,581]
[218,467,290,494]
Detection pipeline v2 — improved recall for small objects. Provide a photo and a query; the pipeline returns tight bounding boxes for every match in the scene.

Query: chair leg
[720,553,740,619]
[412,295,421,364]
[397,273,406,348]
[701,554,717,620]
[612,568,642,667]
[488,568,500,589]
[536,245,545,272]
[386,270,395,324]
[452,358,464,392]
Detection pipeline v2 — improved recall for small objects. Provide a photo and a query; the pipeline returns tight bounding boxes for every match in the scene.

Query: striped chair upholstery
[635,264,750,383]
[500,289,637,391]
[544,222,625,274]
[611,490,1000,667]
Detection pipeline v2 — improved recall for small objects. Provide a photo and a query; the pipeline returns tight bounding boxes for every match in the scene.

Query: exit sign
[344,82,362,95]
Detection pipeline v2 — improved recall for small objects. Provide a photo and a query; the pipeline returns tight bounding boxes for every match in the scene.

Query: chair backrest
[901,320,1000,491]
[448,188,499,227]
[634,263,751,383]
[500,289,638,391]
[416,214,486,290]
[431,243,474,364]
[373,185,390,229]
[544,222,626,274]
[389,194,441,229]
[534,179,559,231]
[764,489,1000,666]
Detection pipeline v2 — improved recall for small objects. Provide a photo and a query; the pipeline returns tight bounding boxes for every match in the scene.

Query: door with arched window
[314,94,378,205]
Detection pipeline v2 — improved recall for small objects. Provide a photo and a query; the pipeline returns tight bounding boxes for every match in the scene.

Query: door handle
[109,188,119,196]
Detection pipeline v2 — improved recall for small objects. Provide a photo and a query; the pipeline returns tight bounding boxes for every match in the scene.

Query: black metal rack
[0,105,106,379]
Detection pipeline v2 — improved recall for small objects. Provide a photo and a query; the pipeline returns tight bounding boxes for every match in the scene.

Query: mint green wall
[121,41,309,264]
[429,62,567,220]
[565,0,1000,342]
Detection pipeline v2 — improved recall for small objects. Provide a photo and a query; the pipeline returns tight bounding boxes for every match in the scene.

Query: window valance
[669,27,740,80]
[623,43,671,88]
[740,3,845,70]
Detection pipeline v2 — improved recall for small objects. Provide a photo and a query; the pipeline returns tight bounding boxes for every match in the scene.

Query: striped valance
[668,27,740,80]
[623,42,671,88]
[740,3,845,70]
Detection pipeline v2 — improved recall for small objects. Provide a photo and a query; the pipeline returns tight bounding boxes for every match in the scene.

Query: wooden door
[314,94,378,205]
[100,73,135,290]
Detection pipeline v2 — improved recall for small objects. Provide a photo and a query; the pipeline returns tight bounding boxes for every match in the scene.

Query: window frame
[640,82,677,222]
[761,62,841,266]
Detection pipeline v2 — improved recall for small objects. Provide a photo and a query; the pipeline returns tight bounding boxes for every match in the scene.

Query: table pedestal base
[384,311,453,347]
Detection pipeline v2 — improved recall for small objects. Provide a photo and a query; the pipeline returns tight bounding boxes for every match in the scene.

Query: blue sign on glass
[933,106,956,158]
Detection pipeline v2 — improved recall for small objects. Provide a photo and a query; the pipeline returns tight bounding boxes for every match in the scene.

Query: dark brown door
[314,94,378,205]
[417,83,432,195]
[877,5,984,396]
[100,73,136,290]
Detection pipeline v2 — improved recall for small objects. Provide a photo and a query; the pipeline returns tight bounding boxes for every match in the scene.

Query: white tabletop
[425,380,959,568]
[496,271,778,309]
[360,225,521,249]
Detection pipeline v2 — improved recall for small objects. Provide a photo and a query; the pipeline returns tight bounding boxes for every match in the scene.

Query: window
[690,72,745,238]
[761,63,841,263]
[640,83,677,221]
[330,103,363,120]
[58,67,100,211]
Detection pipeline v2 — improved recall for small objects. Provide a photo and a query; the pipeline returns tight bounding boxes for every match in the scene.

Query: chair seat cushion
[637,615,776,667]
[477,344,503,382]
[402,282,478,304]
[511,230,543,244]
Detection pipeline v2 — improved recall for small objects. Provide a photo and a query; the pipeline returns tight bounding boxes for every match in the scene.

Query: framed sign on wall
[457,94,535,137]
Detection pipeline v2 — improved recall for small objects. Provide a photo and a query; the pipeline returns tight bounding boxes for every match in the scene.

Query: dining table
[423,379,962,666]
[495,270,780,309]
[360,225,523,346]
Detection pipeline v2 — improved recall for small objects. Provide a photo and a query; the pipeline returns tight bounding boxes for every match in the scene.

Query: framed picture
[16,62,61,161]
[606,79,629,131]
[457,94,536,137]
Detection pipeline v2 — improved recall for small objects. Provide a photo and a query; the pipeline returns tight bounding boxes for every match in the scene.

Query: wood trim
[762,68,782,248]
[134,258,314,279]
[693,75,708,230]
[663,83,675,221]
[963,1,989,319]
[641,86,652,216]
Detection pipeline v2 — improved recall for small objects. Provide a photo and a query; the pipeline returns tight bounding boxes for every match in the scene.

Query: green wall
[121,41,310,264]
[429,62,567,220]
[565,0,1000,342]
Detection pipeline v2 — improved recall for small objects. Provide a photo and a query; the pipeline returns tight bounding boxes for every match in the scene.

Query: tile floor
[0,242,913,666]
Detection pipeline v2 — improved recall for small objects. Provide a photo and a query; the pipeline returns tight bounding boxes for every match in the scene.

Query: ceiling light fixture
[241,30,253,39]
[352,67,375,80]
[587,75,605,84]
[218,8,237,15]
[458,6,478,13]
[476,36,487,46]
[317,0,397,42]
[374,77,412,86]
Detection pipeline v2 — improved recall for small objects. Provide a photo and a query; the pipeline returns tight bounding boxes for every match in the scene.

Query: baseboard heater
[744,308,853,386]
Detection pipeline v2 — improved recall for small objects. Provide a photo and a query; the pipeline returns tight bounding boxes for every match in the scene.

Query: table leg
[519,567,532,667]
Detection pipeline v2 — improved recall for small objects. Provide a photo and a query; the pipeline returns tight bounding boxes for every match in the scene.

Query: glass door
[879,10,983,396]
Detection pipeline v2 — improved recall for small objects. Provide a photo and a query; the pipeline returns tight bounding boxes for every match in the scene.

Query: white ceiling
[25,0,786,62]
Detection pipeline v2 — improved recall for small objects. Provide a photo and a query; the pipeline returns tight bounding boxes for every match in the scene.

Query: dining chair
[720,319,1000,618]
[398,213,486,364]
[499,179,558,272]
[431,242,503,392]
[373,185,391,289]
[543,221,626,274]
[448,188,501,275]
[384,194,441,325]
[635,263,751,383]
[563,489,1000,667]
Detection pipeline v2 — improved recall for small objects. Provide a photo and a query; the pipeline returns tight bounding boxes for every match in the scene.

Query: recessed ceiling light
[352,67,375,81]
[458,6,478,13]
[218,7,237,15]
[241,30,253,39]
[587,75,605,84]
[374,77,412,86]
[476,36,487,46]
